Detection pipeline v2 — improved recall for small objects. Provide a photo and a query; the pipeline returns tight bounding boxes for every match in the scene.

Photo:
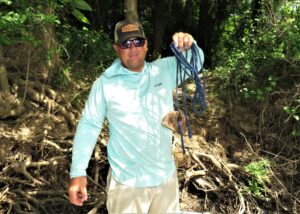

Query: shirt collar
[103,59,146,78]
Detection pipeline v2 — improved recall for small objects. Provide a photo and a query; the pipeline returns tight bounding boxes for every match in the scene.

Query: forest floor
[0,71,299,213]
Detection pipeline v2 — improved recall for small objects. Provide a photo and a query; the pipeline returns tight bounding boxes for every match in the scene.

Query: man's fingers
[69,190,87,206]
[172,34,179,47]
[172,32,194,51]
[186,34,193,48]
[69,190,83,206]
[80,186,88,201]
[183,33,193,49]
[68,176,88,206]
[177,32,184,48]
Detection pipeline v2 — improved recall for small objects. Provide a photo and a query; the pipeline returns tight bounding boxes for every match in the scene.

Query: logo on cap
[122,24,139,32]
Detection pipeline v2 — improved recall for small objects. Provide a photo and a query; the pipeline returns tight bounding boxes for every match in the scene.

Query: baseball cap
[114,19,146,44]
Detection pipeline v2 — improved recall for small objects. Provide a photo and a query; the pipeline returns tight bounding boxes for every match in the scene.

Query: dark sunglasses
[118,39,145,49]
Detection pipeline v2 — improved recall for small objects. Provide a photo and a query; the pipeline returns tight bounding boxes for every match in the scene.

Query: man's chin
[127,63,144,72]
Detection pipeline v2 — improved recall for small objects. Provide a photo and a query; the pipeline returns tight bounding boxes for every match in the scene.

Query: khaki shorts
[106,169,180,214]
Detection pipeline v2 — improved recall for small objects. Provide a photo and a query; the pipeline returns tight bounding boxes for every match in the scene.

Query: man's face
[113,38,148,72]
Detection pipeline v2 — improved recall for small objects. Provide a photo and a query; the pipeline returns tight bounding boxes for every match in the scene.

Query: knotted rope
[170,42,206,153]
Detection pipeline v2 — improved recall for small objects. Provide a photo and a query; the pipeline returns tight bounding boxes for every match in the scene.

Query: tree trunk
[88,0,101,28]
[152,0,173,58]
[35,6,60,83]
[198,0,232,67]
[0,45,24,119]
[0,45,9,92]
[124,0,139,20]
[185,0,196,31]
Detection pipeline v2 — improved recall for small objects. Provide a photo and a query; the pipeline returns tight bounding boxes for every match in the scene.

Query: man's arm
[68,77,106,206]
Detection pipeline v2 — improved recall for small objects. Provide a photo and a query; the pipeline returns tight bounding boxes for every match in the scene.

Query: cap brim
[117,33,146,44]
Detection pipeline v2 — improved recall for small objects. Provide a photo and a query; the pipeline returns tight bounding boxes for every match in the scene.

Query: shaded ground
[0,72,299,213]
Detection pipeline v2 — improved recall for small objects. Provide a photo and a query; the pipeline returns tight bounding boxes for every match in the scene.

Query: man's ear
[145,40,148,52]
[113,44,118,52]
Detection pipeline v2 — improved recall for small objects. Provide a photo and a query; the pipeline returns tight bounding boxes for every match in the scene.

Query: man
[68,19,204,213]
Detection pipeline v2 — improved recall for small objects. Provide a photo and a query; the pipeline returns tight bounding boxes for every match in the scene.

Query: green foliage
[0,0,92,45]
[58,0,92,24]
[240,75,278,101]
[214,1,300,100]
[244,159,271,199]
[70,0,92,11]
[284,102,300,122]
[213,1,300,139]
[51,65,72,87]
[1,0,112,89]
[56,24,115,80]
[0,0,12,5]
[0,2,59,45]
[283,98,300,136]
[71,9,90,24]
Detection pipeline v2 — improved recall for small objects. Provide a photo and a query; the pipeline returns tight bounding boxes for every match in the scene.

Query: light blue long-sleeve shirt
[70,43,204,187]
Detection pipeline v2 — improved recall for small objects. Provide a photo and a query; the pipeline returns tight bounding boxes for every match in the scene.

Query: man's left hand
[172,32,194,52]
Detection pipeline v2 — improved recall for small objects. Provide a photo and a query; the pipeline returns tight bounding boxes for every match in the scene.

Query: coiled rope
[170,42,206,153]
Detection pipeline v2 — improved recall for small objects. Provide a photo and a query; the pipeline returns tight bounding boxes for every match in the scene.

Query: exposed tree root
[0,91,25,119]
[0,78,299,213]
[14,78,77,128]
[0,110,107,213]
[173,128,299,213]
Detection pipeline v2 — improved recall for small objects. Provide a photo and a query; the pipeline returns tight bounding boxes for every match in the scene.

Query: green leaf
[0,0,12,5]
[284,106,291,114]
[73,0,92,11]
[58,0,69,5]
[292,129,300,136]
[72,9,90,25]
[0,37,14,45]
